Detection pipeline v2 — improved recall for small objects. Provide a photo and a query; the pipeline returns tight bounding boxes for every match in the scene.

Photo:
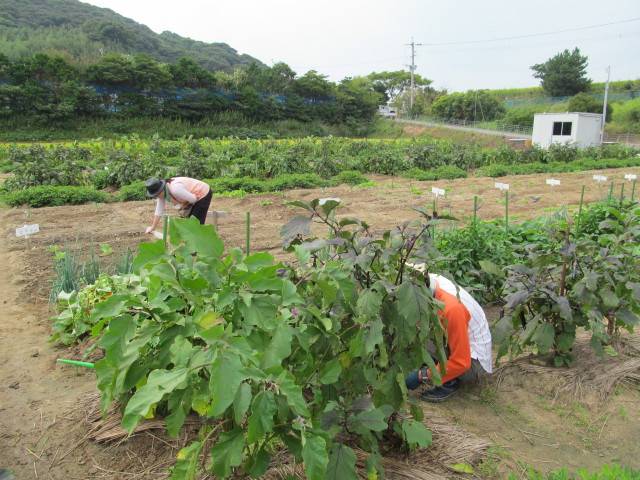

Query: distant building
[378,104,397,119]
[532,112,603,149]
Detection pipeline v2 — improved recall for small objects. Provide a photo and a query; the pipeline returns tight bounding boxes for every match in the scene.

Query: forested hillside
[0,0,262,73]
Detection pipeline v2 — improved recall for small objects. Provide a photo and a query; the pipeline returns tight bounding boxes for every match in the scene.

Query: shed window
[552,121,572,136]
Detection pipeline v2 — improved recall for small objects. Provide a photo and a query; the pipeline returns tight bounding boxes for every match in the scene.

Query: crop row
[48,197,639,479]
[0,136,638,193]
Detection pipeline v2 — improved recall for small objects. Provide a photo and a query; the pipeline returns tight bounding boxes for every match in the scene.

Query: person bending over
[406,273,492,402]
[144,177,212,234]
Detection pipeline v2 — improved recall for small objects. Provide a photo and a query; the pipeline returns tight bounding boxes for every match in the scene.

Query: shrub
[1,186,111,207]
[485,145,520,165]
[403,165,468,181]
[90,169,111,190]
[328,170,369,186]
[205,178,267,194]
[548,143,580,163]
[436,221,514,300]
[431,165,468,180]
[518,144,550,164]
[4,144,89,190]
[265,173,327,191]
[474,164,510,177]
[119,181,147,202]
[575,199,639,238]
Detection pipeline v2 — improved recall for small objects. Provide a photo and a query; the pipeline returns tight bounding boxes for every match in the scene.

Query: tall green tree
[83,53,135,86]
[130,53,170,90]
[335,76,383,123]
[368,71,432,102]
[168,57,216,89]
[430,90,505,121]
[263,61,296,95]
[567,92,612,121]
[530,48,591,97]
[293,70,333,99]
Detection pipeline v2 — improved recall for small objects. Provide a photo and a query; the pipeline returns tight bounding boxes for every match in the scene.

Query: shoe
[421,378,461,403]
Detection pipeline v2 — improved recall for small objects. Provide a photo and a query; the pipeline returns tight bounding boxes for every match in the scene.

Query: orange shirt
[429,287,472,383]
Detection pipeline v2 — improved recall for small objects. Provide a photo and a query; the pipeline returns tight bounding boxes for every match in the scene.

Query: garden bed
[1,168,639,479]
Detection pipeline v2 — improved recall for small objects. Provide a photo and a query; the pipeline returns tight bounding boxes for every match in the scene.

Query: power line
[426,31,640,55]
[420,17,640,46]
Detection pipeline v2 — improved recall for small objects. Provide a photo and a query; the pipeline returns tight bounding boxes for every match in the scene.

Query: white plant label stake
[592,175,608,182]
[16,224,39,247]
[624,174,637,181]
[15,224,39,238]
[546,179,561,186]
[494,182,509,190]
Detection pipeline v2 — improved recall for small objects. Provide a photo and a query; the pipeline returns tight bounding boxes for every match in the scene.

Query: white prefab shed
[532,112,603,149]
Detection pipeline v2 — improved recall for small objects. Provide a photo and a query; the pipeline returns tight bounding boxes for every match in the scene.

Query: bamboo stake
[473,195,478,226]
[163,214,169,251]
[576,185,586,236]
[245,211,250,256]
[504,190,509,234]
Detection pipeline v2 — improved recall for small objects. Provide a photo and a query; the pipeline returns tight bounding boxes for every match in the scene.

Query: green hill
[0,0,264,73]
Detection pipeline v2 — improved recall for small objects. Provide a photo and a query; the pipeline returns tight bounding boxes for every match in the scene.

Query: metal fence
[504,91,640,107]
[401,115,533,135]
[602,132,640,147]
[399,116,640,147]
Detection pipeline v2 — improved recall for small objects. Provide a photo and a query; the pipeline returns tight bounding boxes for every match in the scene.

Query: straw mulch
[71,392,490,479]
[493,331,640,401]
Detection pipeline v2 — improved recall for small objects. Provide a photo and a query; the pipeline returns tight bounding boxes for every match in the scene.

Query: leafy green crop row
[1,136,638,193]
[1,172,371,207]
[49,198,639,479]
[434,198,640,366]
[51,204,451,479]
[514,464,640,480]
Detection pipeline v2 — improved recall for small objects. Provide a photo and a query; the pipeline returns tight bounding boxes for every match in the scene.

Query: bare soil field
[1,167,639,479]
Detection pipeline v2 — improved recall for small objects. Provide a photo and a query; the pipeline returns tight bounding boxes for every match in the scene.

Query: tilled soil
[1,167,639,479]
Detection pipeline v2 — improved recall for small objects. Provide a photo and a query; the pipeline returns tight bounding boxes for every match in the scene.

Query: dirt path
[1,167,639,479]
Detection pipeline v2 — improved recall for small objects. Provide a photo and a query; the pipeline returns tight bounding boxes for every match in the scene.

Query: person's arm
[146,197,166,234]
[422,301,472,384]
[170,182,197,207]
[438,302,472,382]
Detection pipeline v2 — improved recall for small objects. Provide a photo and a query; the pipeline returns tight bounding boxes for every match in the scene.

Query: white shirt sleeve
[154,196,166,217]
[170,182,197,204]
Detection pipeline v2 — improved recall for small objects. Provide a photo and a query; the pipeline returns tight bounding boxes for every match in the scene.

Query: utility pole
[600,66,610,145]
[405,38,426,111]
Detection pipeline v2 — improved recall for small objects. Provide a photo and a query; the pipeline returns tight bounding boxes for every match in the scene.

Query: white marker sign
[494,182,510,190]
[15,224,39,238]
[624,174,637,181]
[546,179,561,186]
[592,175,608,182]
[431,186,445,197]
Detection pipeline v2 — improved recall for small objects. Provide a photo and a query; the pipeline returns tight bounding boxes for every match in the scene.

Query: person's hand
[405,367,429,390]
[145,226,153,234]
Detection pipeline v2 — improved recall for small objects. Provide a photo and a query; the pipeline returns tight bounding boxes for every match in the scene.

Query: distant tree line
[0,52,383,124]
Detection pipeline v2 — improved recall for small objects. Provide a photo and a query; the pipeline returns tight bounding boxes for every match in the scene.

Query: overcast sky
[81,0,639,92]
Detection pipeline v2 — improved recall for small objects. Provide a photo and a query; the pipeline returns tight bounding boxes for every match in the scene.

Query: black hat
[145,178,166,198]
